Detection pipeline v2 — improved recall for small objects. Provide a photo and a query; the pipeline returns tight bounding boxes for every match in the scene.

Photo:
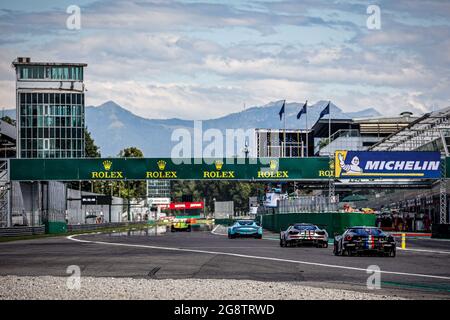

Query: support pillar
[328,178,336,212]
[7,159,11,227]
[7,182,12,228]
[440,157,447,224]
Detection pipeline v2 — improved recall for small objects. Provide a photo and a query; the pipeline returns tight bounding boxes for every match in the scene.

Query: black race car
[333,226,396,257]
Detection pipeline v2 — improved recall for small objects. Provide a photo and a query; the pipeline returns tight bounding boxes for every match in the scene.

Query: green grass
[382,281,450,293]
[0,222,157,243]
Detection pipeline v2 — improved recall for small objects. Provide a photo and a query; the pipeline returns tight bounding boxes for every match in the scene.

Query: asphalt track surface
[0,227,449,299]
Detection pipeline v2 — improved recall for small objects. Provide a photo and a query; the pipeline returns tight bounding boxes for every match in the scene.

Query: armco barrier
[260,212,376,237]
[67,221,147,232]
[0,222,148,237]
[214,218,236,226]
[0,226,45,237]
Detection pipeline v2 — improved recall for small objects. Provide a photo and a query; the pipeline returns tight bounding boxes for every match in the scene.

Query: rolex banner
[10,154,447,181]
[9,157,333,181]
[334,151,441,179]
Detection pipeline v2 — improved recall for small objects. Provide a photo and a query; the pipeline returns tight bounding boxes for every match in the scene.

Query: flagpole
[328,101,331,156]
[299,110,302,157]
[283,100,286,157]
[328,100,333,207]
[305,100,308,157]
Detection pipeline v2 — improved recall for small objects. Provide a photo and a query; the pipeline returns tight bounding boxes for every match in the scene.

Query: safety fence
[278,196,339,213]
[10,181,66,226]
[260,212,376,237]
[214,201,234,219]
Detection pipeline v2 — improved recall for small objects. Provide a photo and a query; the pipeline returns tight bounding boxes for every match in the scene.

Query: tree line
[81,128,264,213]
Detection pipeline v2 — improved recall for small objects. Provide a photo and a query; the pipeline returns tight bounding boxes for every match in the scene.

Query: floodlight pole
[283,100,286,157]
[109,182,113,223]
[306,101,308,157]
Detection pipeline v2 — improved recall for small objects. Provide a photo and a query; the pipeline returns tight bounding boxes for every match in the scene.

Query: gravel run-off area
[0,276,403,300]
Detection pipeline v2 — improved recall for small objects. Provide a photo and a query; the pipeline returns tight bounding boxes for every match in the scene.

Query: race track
[0,227,449,299]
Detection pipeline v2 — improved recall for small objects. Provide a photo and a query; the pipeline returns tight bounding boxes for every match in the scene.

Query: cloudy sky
[0,0,449,119]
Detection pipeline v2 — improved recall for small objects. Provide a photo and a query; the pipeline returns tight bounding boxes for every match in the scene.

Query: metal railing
[315,129,361,154]
[0,225,45,237]
[258,195,339,214]
[330,129,361,141]
[278,196,338,213]
[67,221,147,232]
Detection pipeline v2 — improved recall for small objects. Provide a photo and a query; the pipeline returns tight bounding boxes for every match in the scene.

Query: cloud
[0,0,449,118]
[85,80,251,120]
[202,52,435,88]
[0,0,344,36]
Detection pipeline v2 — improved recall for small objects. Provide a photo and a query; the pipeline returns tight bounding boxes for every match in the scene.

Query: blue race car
[334,226,396,257]
[228,220,263,239]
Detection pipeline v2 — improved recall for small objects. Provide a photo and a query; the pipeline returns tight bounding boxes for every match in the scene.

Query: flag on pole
[297,101,307,119]
[278,100,285,121]
[319,101,330,120]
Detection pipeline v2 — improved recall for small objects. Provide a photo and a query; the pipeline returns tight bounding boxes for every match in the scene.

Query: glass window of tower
[18,65,83,80]
[19,92,85,158]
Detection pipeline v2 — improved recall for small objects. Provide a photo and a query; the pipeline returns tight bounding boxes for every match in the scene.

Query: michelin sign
[334,151,441,179]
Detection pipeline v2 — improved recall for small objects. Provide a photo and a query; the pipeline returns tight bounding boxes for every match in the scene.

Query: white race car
[280,223,328,248]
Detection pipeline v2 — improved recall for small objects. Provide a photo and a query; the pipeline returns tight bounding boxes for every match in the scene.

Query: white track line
[211,228,450,254]
[67,234,450,281]
[397,247,450,254]
[211,225,221,235]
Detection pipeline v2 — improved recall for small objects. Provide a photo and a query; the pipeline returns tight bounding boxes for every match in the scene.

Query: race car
[170,218,192,232]
[228,220,262,239]
[279,223,328,247]
[333,226,396,257]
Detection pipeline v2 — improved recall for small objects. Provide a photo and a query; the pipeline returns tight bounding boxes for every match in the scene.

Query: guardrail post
[401,233,406,249]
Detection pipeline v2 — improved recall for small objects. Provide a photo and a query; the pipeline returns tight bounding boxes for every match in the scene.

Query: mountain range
[1,100,381,157]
